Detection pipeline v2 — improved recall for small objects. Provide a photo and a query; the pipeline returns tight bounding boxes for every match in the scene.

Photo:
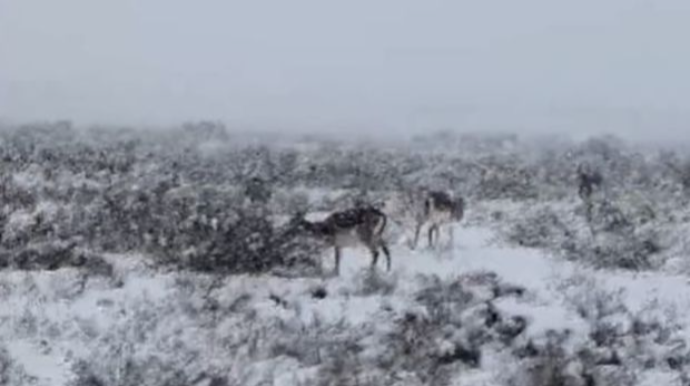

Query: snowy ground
[2,212,690,385]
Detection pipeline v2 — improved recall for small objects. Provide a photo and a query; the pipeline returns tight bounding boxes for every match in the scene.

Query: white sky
[1,0,690,140]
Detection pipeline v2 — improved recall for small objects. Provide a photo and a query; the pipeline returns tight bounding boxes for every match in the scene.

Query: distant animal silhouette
[409,189,465,249]
[577,164,603,202]
[244,177,272,204]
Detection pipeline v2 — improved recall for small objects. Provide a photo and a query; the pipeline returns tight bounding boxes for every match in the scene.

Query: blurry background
[1,0,690,143]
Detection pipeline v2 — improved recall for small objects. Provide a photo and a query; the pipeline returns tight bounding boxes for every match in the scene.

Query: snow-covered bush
[69,356,197,386]
[522,274,690,385]
[352,269,398,296]
[505,207,575,249]
[151,206,321,275]
[566,200,663,271]
[4,123,690,385]
[0,344,33,386]
[563,231,661,271]
[2,241,113,275]
[475,163,539,201]
[502,199,665,271]
[376,272,528,385]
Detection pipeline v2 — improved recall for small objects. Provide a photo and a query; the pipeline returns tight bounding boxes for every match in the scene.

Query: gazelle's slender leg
[435,225,441,248]
[428,224,437,249]
[412,221,422,249]
[448,224,455,249]
[334,247,342,276]
[380,242,392,271]
[369,244,380,269]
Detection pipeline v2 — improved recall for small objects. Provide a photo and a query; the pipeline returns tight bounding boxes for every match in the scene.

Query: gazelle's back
[424,191,453,215]
[328,207,386,238]
[427,191,454,211]
[424,191,465,222]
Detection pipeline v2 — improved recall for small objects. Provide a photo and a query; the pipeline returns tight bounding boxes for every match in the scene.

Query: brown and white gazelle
[292,206,391,276]
[411,190,465,249]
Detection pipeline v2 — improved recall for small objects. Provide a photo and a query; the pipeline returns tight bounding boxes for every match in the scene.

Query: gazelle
[577,164,603,203]
[411,190,465,249]
[292,206,391,276]
[576,163,604,236]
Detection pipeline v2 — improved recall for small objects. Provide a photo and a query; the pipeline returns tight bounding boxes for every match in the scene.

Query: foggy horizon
[2,0,690,143]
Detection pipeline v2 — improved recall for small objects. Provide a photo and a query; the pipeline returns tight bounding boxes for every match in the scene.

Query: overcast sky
[1,0,690,140]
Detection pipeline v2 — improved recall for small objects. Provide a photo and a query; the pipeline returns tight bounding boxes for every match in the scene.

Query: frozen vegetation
[2,121,690,385]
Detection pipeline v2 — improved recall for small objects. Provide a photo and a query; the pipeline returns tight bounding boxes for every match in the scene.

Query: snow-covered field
[2,127,690,385]
[3,211,690,385]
